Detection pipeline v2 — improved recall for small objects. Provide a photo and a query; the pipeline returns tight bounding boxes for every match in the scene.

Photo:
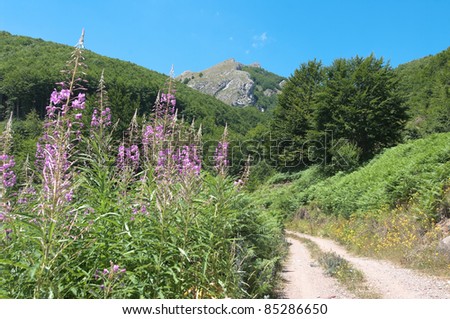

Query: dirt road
[282,230,450,299]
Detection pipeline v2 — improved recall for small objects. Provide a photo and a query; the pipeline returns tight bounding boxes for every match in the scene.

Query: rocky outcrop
[263,88,278,97]
[438,235,450,256]
[177,59,255,107]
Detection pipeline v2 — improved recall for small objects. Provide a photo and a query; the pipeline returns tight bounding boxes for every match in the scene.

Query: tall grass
[0,32,284,298]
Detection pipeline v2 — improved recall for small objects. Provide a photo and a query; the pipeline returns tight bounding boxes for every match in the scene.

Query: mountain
[176,59,285,111]
[0,31,266,138]
[177,59,255,107]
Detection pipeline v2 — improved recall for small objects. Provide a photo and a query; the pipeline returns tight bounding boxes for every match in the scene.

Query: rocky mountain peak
[177,59,285,110]
[176,59,255,107]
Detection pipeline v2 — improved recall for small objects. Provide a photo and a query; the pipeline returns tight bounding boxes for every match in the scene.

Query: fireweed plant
[0,32,285,298]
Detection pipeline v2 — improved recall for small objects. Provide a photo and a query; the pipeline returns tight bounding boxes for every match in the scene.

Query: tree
[271,55,407,171]
[314,55,407,160]
[270,60,324,169]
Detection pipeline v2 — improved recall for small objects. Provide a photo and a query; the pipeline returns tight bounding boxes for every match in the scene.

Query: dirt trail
[281,236,355,298]
[282,230,450,299]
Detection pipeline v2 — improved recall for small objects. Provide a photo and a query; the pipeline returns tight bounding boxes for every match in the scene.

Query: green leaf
[178,247,190,262]
[0,259,28,269]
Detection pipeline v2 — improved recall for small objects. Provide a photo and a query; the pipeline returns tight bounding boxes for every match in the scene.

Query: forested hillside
[241,65,285,111]
[0,31,266,138]
[396,47,450,138]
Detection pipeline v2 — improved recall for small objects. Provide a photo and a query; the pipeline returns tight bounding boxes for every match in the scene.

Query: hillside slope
[250,132,450,278]
[396,46,450,137]
[251,132,450,221]
[0,31,266,137]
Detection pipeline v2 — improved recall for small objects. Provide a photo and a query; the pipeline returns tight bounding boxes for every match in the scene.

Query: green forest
[1,31,449,298]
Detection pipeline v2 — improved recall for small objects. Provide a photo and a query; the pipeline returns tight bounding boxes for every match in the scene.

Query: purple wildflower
[117,144,126,169]
[90,107,111,129]
[71,98,85,110]
[60,89,71,100]
[2,170,16,188]
[0,154,16,188]
[142,125,154,149]
[71,93,85,110]
[177,145,201,176]
[142,125,165,159]
[35,142,72,205]
[214,141,229,173]
[117,144,140,170]
[50,90,61,105]
[65,189,74,202]
[161,92,176,107]
[128,145,140,166]
[91,109,99,127]
[77,92,86,103]
[155,145,202,182]
[155,92,176,119]
[75,113,82,120]
[103,107,112,126]
[155,148,171,177]
[45,105,58,118]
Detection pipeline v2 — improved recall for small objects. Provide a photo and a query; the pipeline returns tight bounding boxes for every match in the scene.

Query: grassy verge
[287,233,380,298]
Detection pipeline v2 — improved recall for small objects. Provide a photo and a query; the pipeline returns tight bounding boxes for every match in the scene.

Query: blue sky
[1,0,449,77]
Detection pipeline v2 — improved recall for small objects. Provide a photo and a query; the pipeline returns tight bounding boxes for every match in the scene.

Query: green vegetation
[2,29,450,298]
[0,36,285,298]
[242,65,285,111]
[271,56,408,170]
[0,31,269,177]
[249,133,450,276]
[0,31,263,138]
[306,133,450,218]
[253,132,450,221]
[396,46,450,138]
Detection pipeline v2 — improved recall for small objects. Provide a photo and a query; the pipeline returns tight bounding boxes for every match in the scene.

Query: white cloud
[252,32,268,48]
[260,32,268,41]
